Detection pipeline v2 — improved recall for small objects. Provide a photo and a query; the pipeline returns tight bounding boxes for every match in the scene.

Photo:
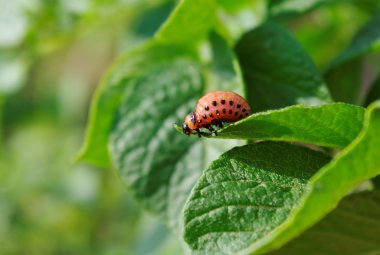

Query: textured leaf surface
[269,190,380,255]
[76,43,194,168]
[183,142,331,255]
[235,22,331,112]
[245,101,380,254]
[216,103,364,148]
[155,0,216,45]
[108,51,203,231]
[325,15,380,103]
[184,101,380,255]
[109,32,244,232]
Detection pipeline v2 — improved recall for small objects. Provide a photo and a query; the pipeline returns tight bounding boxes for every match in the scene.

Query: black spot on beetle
[235,112,238,116]
[229,110,233,114]
[203,114,207,119]
[222,108,226,114]
[242,108,246,112]
[221,99,226,104]
[216,110,220,116]
[229,101,234,106]
[209,113,214,118]
[212,101,217,106]
[237,104,241,108]
[205,105,209,111]
[245,113,249,116]
[239,114,243,119]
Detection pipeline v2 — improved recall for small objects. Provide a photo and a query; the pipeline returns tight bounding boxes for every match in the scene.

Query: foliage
[78,0,380,254]
[3,0,380,254]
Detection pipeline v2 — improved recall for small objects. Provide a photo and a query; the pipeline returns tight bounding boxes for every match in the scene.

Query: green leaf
[268,190,380,255]
[351,0,380,14]
[108,35,244,231]
[365,75,380,106]
[183,101,380,254]
[183,142,331,255]
[268,0,380,18]
[325,15,380,104]
[372,175,380,189]
[76,42,196,168]
[235,22,331,113]
[155,0,217,45]
[267,0,335,19]
[109,53,203,230]
[216,0,255,13]
[245,100,380,254]
[207,31,244,94]
[216,103,364,149]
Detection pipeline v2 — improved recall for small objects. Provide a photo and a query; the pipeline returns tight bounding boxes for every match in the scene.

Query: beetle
[182,90,251,137]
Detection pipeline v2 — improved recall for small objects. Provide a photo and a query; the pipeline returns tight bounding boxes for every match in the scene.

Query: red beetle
[182,90,251,136]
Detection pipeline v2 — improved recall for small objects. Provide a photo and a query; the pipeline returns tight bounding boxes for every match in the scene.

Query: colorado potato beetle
[182,90,251,137]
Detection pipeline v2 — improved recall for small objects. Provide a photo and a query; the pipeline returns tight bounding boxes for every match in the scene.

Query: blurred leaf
[372,175,380,189]
[215,103,364,148]
[288,4,368,70]
[183,100,380,254]
[76,42,195,168]
[183,142,331,255]
[350,0,380,15]
[208,31,244,94]
[269,190,380,255]
[216,0,253,13]
[267,0,336,19]
[268,0,380,18]
[0,53,28,95]
[131,0,175,38]
[324,58,363,104]
[235,22,331,113]
[325,15,380,104]
[365,75,380,106]
[155,0,217,45]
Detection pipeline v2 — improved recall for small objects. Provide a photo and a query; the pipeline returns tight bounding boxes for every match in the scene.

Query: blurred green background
[0,0,376,254]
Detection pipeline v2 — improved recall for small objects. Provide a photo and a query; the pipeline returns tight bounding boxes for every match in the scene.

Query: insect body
[182,90,251,136]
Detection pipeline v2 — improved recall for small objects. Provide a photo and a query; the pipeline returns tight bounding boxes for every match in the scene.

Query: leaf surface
[246,101,380,254]
[183,142,331,255]
[76,43,193,167]
[235,22,331,113]
[269,190,380,255]
[184,101,380,254]
[215,103,364,149]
